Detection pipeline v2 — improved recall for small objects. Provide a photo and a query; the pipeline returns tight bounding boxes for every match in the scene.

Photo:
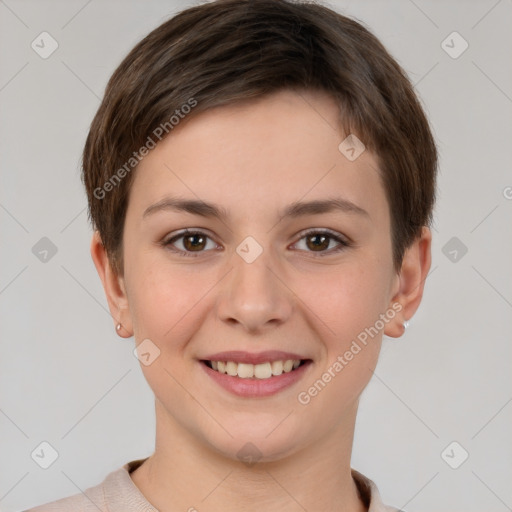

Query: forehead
[128,89,388,225]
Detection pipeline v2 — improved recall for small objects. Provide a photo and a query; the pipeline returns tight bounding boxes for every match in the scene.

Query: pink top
[24,458,402,512]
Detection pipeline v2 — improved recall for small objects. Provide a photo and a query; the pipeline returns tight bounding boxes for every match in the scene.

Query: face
[99,89,422,463]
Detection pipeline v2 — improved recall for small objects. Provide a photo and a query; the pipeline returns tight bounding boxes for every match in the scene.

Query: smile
[204,359,306,379]
[199,353,313,398]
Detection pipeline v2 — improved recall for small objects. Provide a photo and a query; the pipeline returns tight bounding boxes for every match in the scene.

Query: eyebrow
[142,196,369,221]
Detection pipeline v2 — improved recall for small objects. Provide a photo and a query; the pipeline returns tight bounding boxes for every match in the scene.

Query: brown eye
[163,230,218,257]
[305,233,330,251]
[294,229,349,256]
[182,233,207,251]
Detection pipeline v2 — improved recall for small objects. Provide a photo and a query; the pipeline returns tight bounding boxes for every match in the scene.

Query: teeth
[226,361,238,376]
[283,360,294,372]
[271,360,283,376]
[209,359,302,379]
[254,362,272,379]
[237,363,254,378]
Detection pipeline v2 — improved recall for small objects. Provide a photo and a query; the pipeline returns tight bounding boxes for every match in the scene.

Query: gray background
[1,0,511,511]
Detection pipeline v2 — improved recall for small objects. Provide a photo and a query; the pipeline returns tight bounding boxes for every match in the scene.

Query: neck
[130,400,366,512]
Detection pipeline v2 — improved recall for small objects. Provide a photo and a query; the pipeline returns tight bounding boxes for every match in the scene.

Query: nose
[216,245,293,334]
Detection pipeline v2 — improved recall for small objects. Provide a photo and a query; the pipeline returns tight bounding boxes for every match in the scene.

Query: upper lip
[201,350,310,365]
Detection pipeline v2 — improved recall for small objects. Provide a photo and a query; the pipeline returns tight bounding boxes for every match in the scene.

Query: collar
[101,458,399,512]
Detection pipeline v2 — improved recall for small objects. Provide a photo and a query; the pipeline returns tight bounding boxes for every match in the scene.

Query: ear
[384,226,432,338]
[90,231,133,337]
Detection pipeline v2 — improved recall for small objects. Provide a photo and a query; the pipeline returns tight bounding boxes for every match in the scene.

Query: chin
[199,416,308,465]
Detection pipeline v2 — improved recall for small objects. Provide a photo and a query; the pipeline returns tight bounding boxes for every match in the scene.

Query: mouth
[201,358,310,379]
[199,350,313,397]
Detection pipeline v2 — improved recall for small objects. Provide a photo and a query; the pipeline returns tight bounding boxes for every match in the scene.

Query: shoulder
[22,481,105,512]
[23,458,150,512]
[351,468,404,512]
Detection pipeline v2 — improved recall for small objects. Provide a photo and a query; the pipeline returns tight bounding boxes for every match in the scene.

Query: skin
[91,89,431,512]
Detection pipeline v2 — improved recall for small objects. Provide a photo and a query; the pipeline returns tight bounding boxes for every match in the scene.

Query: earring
[403,320,409,330]
[116,323,122,332]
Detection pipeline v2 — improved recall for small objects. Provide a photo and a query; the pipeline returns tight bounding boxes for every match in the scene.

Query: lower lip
[200,360,312,398]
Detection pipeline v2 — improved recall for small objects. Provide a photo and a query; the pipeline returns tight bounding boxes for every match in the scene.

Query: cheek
[126,252,221,348]
[295,258,389,387]
[294,264,386,419]
[296,259,391,341]
[125,251,185,341]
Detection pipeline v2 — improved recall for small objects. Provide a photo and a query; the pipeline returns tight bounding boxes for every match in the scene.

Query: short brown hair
[82,0,437,275]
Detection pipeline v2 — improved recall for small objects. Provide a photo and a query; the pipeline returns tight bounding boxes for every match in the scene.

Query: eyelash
[161,228,351,258]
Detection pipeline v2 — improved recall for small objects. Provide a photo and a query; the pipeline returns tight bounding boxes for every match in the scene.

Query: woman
[26,0,436,510]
